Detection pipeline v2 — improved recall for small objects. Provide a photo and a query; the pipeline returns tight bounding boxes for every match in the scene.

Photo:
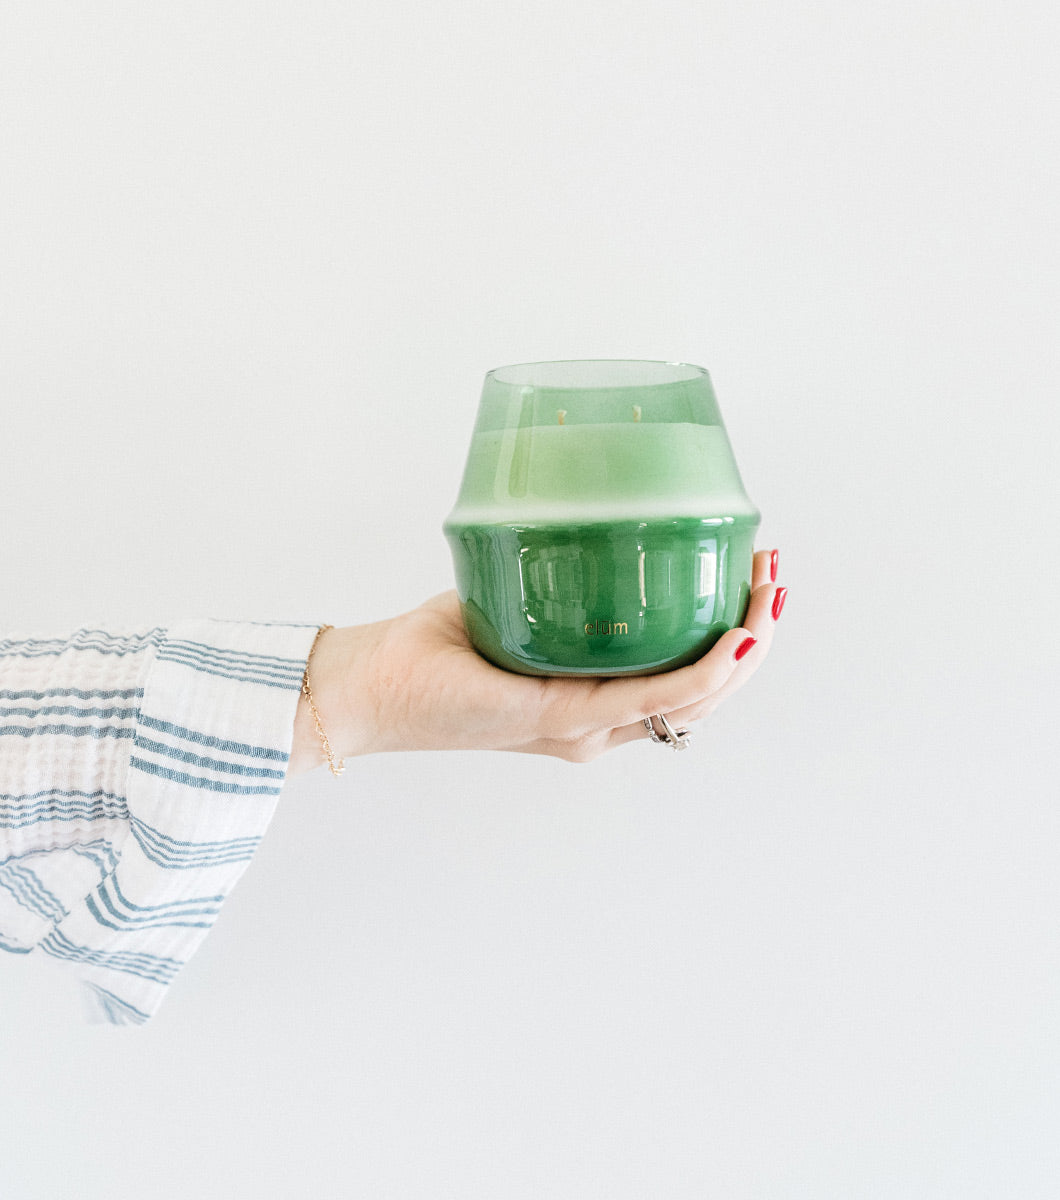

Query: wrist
[288,621,388,776]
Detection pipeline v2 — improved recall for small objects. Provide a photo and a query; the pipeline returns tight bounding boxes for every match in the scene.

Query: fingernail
[772,587,788,621]
[734,636,757,661]
[770,549,779,583]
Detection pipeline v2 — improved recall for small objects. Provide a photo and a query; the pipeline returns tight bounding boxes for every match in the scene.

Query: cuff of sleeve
[47,619,320,1025]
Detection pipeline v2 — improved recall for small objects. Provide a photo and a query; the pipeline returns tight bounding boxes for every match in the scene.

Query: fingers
[576,548,786,738]
[662,601,777,729]
[568,623,745,734]
[721,552,786,680]
[752,546,776,591]
[606,716,664,752]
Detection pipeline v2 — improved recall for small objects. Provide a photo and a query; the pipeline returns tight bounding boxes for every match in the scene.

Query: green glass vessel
[444,360,760,677]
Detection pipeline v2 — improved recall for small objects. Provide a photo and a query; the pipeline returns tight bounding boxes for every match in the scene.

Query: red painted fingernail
[772,587,788,621]
[734,636,757,661]
[770,549,778,583]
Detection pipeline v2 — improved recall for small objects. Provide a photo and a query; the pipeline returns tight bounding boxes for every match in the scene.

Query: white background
[2,2,1058,1196]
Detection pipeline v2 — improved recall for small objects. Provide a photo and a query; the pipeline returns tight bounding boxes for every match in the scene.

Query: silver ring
[643,714,692,750]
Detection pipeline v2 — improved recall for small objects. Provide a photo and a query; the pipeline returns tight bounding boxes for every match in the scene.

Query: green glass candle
[444,360,760,676]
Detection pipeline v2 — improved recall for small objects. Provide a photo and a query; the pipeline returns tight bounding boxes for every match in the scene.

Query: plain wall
[2,2,1057,1197]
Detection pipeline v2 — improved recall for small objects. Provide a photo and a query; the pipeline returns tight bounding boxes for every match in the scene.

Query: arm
[2,550,783,1022]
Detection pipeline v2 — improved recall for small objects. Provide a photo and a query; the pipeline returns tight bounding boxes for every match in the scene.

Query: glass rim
[487,359,708,390]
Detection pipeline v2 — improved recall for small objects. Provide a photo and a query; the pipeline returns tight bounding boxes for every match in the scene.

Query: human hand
[289,549,786,771]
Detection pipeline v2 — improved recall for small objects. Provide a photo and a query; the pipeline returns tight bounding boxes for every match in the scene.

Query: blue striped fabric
[40,928,184,985]
[129,816,263,870]
[0,686,140,745]
[82,982,153,1026]
[0,935,33,955]
[0,860,68,923]
[137,714,289,762]
[0,617,320,1023]
[86,873,223,932]
[82,984,153,1022]
[155,639,305,690]
[1,789,130,829]
[0,630,165,659]
[69,839,121,876]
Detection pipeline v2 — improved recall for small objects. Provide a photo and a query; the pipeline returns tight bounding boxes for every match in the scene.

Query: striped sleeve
[0,619,320,1024]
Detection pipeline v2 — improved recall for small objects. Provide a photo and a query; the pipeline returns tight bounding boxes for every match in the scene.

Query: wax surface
[447,422,758,524]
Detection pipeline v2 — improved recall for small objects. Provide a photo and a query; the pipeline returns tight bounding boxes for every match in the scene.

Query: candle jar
[444,360,760,677]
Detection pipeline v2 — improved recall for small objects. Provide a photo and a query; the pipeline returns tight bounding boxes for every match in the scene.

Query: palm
[381,591,592,755]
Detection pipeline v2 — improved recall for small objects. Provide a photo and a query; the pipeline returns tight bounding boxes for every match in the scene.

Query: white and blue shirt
[0,619,319,1024]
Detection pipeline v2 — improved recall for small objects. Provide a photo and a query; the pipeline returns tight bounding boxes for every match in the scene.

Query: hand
[290,549,786,771]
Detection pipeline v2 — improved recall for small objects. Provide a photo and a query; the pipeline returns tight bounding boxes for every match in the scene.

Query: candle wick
[557,409,566,426]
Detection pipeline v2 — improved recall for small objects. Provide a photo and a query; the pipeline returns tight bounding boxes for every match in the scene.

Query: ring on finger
[643,714,693,751]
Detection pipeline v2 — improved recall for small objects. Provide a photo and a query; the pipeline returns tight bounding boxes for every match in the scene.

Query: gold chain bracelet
[302,624,346,777]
